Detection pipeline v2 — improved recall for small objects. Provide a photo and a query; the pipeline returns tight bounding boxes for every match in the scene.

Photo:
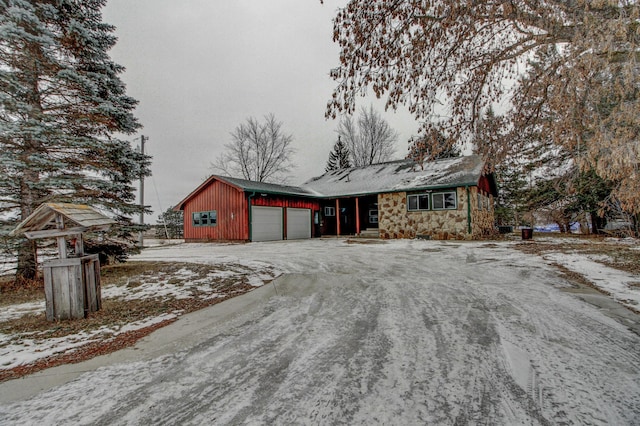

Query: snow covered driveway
[1,239,639,424]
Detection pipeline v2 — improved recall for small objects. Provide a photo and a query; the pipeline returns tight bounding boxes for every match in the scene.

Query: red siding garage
[175,176,320,242]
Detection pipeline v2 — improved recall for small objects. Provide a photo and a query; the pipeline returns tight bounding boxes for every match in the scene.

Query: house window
[407,194,429,211]
[324,206,335,217]
[432,191,457,210]
[192,210,217,226]
[369,209,379,224]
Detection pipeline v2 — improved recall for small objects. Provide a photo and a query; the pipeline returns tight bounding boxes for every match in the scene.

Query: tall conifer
[0,0,150,279]
[325,136,351,172]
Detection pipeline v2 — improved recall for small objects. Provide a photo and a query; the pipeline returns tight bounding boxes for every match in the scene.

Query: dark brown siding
[183,180,248,241]
[478,176,494,196]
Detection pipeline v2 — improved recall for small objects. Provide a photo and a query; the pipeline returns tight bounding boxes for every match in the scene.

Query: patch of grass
[126,280,142,288]
[0,276,44,306]
[515,238,640,275]
[0,262,267,337]
[0,288,255,345]
[101,262,179,284]
[0,261,266,381]
[345,239,386,245]
[550,262,610,294]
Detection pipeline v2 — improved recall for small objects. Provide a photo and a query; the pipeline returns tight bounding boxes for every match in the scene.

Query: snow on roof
[302,155,486,197]
[175,156,488,210]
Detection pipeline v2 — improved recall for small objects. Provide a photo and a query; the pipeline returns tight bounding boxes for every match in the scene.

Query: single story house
[175,155,497,242]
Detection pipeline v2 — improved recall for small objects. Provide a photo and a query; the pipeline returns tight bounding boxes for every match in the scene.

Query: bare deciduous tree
[337,105,397,167]
[212,114,295,183]
[326,1,640,213]
[407,128,460,170]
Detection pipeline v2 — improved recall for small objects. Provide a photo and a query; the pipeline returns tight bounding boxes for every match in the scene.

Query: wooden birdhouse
[10,203,115,321]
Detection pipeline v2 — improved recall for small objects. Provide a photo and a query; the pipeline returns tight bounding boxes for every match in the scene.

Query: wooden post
[74,234,84,256]
[355,197,360,236]
[55,213,67,259]
[336,199,341,236]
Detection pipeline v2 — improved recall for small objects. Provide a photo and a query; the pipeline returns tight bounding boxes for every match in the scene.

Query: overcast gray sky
[102,0,419,222]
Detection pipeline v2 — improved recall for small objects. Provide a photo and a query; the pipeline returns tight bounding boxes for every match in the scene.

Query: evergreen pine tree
[155,207,184,239]
[0,0,150,280]
[325,136,351,172]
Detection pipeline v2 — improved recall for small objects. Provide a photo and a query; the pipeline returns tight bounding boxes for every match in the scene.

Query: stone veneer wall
[378,188,470,240]
[469,186,496,238]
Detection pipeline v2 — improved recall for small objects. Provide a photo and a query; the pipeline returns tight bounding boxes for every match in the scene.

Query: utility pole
[139,135,147,248]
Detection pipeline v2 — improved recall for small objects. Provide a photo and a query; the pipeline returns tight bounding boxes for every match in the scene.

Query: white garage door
[251,206,283,242]
[286,208,311,240]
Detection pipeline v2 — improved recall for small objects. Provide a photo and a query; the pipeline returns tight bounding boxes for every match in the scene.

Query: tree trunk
[14,52,44,281]
[590,211,606,235]
[16,154,41,281]
[15,239,37,281]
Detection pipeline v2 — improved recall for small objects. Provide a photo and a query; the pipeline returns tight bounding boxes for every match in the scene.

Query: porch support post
[466,186,472,235]
[355,197,360,235]
[336,199,341,236]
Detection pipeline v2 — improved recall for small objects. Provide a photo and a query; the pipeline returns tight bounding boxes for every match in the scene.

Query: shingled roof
[302,155,488,198]
[216,175,315,198]
[174,175,317,211]
[176,155,492,210]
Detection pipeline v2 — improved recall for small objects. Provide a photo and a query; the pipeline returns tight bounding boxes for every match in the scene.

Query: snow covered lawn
[0,259,279,376]
[0,237,639,424]
[515,236,640,311]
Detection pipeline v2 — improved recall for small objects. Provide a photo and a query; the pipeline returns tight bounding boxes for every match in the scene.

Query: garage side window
[432,192,457,210]
[324,206,335,217]
[192,210,217,226]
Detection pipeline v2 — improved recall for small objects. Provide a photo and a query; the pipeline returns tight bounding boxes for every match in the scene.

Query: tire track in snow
[0,240,638,425]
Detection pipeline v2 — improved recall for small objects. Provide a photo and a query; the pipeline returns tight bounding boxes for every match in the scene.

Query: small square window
[324,206,335,217]
[444,193,456,209]
[433,191,457,210]
[408,194,429,211]
[408,195,418,211]
[193,210,217,227]
[418,194,429,210]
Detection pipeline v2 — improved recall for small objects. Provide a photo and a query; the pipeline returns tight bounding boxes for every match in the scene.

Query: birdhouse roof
[9,203,115,239]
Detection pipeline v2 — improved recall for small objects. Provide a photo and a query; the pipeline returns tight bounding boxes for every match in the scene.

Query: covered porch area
[319,194,379,237]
